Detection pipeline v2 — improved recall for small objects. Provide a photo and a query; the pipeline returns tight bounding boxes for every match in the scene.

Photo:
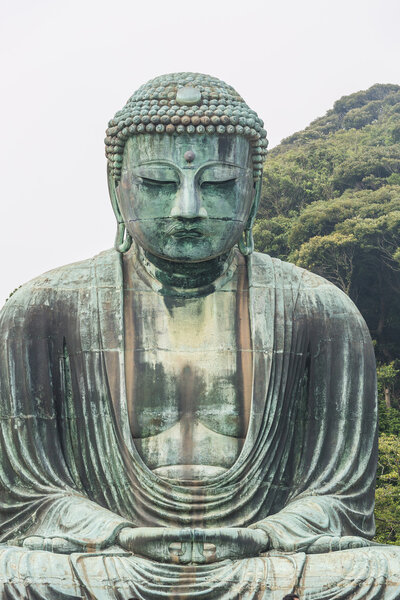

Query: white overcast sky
[0,0,399,305]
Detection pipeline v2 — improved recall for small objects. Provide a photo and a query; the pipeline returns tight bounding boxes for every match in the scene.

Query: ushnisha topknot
[105,72,268,183]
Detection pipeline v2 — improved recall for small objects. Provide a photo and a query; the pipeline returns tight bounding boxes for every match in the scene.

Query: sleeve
[250,274,378,554]
[0,282,133,553]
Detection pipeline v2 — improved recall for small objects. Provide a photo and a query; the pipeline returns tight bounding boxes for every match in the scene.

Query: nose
[169,176,208,219]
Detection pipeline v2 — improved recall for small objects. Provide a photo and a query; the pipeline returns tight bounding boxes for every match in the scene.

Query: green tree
[374,434,400,544]
[377,362,400,410]
[255,84,400,363]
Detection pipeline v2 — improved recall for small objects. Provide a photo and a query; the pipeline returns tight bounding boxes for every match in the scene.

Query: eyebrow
[135,159,249,170]
[134,160,178,168]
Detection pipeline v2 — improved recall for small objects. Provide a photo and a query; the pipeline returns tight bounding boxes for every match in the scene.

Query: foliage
[376,367,400,541]
[255,84,400,363]
[374,434,400,544]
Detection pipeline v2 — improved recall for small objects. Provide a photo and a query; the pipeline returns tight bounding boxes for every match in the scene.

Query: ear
[246,177,262,230]
[107,165,132,253]
[107,165,124,224]
[238,178,262,257]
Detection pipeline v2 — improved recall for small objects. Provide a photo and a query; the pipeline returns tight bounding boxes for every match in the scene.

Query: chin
[160,252,218,264]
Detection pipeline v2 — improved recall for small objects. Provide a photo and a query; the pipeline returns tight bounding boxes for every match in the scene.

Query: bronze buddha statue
[0,72,399,599]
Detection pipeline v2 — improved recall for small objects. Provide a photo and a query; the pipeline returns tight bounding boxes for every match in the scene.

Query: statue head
[105,73,268,261]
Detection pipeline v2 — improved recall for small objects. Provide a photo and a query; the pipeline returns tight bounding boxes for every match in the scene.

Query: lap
[0,544,399,599]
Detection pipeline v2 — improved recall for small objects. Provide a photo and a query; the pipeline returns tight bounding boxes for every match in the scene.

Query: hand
[193,527,270,562]
[117,526,269,564]
[306,534,372,554]
[118,527,192,563]
[337,536,371,550]
[22,536,82,554]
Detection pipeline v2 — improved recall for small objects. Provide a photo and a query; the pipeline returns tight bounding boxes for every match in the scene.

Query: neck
[140,248,235,293]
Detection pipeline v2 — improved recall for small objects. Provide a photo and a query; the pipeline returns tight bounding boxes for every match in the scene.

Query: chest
[128,290,251,436]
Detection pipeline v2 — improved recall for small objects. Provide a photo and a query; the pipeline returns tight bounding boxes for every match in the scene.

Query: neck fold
[134,245,238,298]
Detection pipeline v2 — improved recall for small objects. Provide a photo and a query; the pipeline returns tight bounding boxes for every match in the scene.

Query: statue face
[116,134,255,262]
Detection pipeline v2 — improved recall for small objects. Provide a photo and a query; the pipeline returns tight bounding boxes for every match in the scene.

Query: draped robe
[0,247,399,599]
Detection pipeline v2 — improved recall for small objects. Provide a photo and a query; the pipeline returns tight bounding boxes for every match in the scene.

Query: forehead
[123,134,252,169]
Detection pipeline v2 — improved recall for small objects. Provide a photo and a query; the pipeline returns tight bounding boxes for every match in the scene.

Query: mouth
[166,222,206,239]
[172,229,204,239]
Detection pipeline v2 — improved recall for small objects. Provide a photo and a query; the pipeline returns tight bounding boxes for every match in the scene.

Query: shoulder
[250,251,304,289]
[251,251,363,319]
[251,251,326,294]
[0,248,119,321]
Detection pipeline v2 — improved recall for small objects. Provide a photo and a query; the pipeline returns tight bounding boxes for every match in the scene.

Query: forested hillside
[255,83,400,543]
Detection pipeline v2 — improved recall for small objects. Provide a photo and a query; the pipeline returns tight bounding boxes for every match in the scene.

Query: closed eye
[141,177,178,187]
[201,178,237,188]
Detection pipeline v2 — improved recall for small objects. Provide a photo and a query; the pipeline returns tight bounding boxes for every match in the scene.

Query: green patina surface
[0,72,399,599]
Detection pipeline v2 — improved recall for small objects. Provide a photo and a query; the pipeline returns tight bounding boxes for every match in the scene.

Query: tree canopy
[255,83,400,363]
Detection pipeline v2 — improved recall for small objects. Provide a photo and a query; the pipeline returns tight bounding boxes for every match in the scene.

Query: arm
[19,496,133,553]
[0,283,133,553]
[250,276,377,554]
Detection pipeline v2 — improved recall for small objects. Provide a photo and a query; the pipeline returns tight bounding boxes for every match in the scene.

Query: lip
[172,230,204,239]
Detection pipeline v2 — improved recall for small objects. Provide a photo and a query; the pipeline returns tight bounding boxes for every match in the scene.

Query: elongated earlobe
[238,178,262,256]
[107,166,133,253]
[238,228,254,256]
[115,222,133,254]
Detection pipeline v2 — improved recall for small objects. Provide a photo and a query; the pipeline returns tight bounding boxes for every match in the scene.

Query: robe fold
[0,247,389,599]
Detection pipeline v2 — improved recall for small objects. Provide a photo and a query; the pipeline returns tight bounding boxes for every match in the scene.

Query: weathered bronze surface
[1,72,400,598]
